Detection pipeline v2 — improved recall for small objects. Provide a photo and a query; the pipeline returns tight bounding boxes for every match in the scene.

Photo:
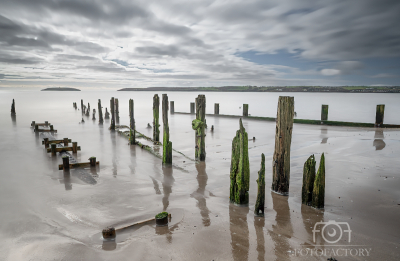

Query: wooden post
[11,99,16,114]
[271,96,294,195]
[129,99,135,145]
[255,153,265,216]
[51,144,57,156]
[45,121,49,126]
[35,124,39,132]
[62,156,70,170]
[43,138,49,148]
[110,97,115,130]
[243,104,249,117]
[321,105,329,121]
[105,108,110,119]
[98,99,103,124]
[92,109,96,120]
[153,94,160,141]
[89,157,96,167]
[229,118,250,204]
[192,95,206,161]
[190,102,195,114]
[375,104,385,126]
[115,98,120,123]
[301,155,316,205]
[170,101,174,114]
[63,138,69,146]
[31,121,35,127]
[87,103,90,116]
[72,142,78,153]
[50,125,54,131]
[312,153,325,209]
[214,103,219,115]
[81,99,83,114]
[162,94,172,164]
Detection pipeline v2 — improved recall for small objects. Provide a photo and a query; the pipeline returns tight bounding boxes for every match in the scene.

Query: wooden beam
[58,161,99,170]
[47,146,81,153]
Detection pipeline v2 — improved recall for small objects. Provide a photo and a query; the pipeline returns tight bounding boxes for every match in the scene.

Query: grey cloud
[0,53,44,64]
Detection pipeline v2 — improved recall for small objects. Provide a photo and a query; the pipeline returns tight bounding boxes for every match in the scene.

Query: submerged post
[254,153,265,216]
[375,104,385,126]
[129,99,135,145]
[170,101,174,114]
[162,94,172,164]
[92,109,96,120]
[321,105,329,121]
[11,99,16,114]
[214,103,219,115]
[98,99,103,124]
[271,96,294,195]
[301,155,316,205]
[105,108,110,119]
[89,157,96,167]
[229,118,250,204]
[312,153,325,209]
[62,156,70,170]
[190,102,195,114]
[87,103,90,116]
[110,97,115,130]
[72,142,78,153]
[243,104,249,117]
[153,94,160,141]
[192,95,206,161]
[115,98,120,123]
[81,99,83,114]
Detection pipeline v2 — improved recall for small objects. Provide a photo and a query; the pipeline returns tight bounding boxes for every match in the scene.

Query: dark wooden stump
[63,138,69,146]
[115,98,120,123]
[214,103,219,115]
[72,142,78,153]
[162,94,172,164]
[243,104,249,117]
[62,156,70,170]
[153,94,160,141]
[129,99,135,145]
[11,99,16,114]
[192,95,206,161]
[51,144,57,156]
[102,227,116,239]
[105,108,110,119]
[50,125,54,131]
[190,102,195,114]
[301,155,316,205]
[89,157,96,167]
[81,99,84,114]
[98,99,103,124]
[321,105,329,121]
[110,97,115,130]
[170,101,174,114]
[375,104,385,127]
[155,212,169,226]
[255,153,265,215]
[312,153,325,209]
[43,138,49,148]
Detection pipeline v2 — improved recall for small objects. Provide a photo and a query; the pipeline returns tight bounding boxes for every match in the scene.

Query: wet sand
[0,91,399,260]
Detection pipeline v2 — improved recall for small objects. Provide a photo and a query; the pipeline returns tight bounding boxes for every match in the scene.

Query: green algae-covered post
[98,99,103,124]
[243,104,249,117]
[271,96,294,195]
[162,94,172,164]
[115,98,120,123]
[192,95,206,161]
[230,118,250,204]
[170,101,174,114]
[62,156,70,170]
[214,103,219,115]
[301,155,316,205]
[375,104,385,126]
[255,153,265,215]
[153,94,160,141]
[11,99,16,114]
[312,153,325,208]
[129,99,135,145]
[190,102,195,114]
[321,105,329,121]
[110,97,115,130]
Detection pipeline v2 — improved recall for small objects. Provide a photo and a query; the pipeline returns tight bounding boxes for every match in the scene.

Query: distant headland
[41,87,81,91]
[118,86,400,93]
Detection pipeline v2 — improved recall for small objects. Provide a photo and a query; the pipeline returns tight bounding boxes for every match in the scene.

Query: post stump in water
[129,99,136,145]
[72,142,78,153]
[81,99,83,114]
[63,138,69,146]
[312,153,325,209]
[62,156,70,170]
[51,144,57,156]
[11,99,16,114]
[153,94,160,142]
[192,95,206,161]
[92,109,96,120]
[321,105,329,121]
[86,103,90,117]
[254,153,265,216]
[190,102,195,114]
[170,101,174,114]
[98,99,103,124]
[105,108,110,119]
[214,103,219,115]
[229,118,250,204]
[375,104,385,127]
[271,96,294,195]
[243,104,249,117]
[301,155,316,205]
[162,94,172,164]
[110,97,115,130]
[89,157,97,167]
[115,98,120,123]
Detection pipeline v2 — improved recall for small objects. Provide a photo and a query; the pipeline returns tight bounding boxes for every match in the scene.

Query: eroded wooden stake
[115,98,119,123]
[162,94,172,163]
[129,99,135,145]
[301,155,316,205]
[254,153,265,216]
[312,153,325,209]
[110,97,115,130]
[375,104,385,127]
[190,102,195,114]
[243,104,249,117]
[321,105,329,121]
[11,99,16,114]
[170,101,174,114]
[98,99,103,124]
[214,103,219,115]
[192,95,206,161]
[51,144,57,156]
[153,94,160,142]
[62,156,70,170]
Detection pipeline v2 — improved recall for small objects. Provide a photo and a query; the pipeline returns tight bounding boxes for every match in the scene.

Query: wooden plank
[42,139,71,145]
[47,146,80,153]
[59,161,99,170]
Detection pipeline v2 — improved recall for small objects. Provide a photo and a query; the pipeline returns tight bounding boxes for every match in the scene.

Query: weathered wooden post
[110,97,115,130]
[129,99,135,145]
[50,125,54,131]
[45,121,49,126]
[51,144,57,156]
[192,95,206,161]
[230,118,250,204]
[190,102,195,114]
[243,104,249,117]
[81,99,83,114]
[11,99,16,114]
[271,96,294,195]
[105,108,110,119]
[31,121,35,127]
[153,94,160,141]
[115,98,120,123]
[321,105,329,121]
[214,103,219,115]
[312,153,325,209]
[98,99,103,124]
[375,104,385,126]
[92,109,96,120]
[162,94,172,164]
[301,155,316,205]
[170,101,174,114]
[62,156,70,170]
[255,153,265,216]
[43,138,49,148]
[87,103,90,116]
[63,138,69,146]
[72,142,78,153]
[35,124,39,132]
[89,157,96,167]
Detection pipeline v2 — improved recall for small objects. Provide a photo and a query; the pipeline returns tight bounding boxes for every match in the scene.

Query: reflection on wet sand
[229,204,249,261]
[373,129,386,150]
[155,221,179,244]
[111,130,117,177]
[270,192,293,261]
[300,204,325,248]
[190,162,211,227]
[129,144,136,174]
[102,240,117,251]
[321,127,328,144]
[63,169,72,191]
[162,165,175,211]
[254,214,265,261]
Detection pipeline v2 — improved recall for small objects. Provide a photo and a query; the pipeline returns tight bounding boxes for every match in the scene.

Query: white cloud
[321,69,341,76]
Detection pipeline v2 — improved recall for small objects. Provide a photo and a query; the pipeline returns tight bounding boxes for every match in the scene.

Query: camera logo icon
[312,220,352,244]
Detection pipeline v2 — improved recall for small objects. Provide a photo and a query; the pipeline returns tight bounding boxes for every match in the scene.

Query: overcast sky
[0,0,399,89]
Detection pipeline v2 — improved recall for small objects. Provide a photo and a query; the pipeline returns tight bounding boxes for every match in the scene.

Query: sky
[0,0,399,89]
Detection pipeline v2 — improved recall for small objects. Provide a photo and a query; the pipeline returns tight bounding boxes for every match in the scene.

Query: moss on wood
[153,94,160,141]
[254,153,265,215]
[301,155,316,205]
[312,153,325,209]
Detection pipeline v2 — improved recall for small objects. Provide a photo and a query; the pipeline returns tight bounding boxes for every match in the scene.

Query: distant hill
[41,87,80,91]
[118,86,400,93]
